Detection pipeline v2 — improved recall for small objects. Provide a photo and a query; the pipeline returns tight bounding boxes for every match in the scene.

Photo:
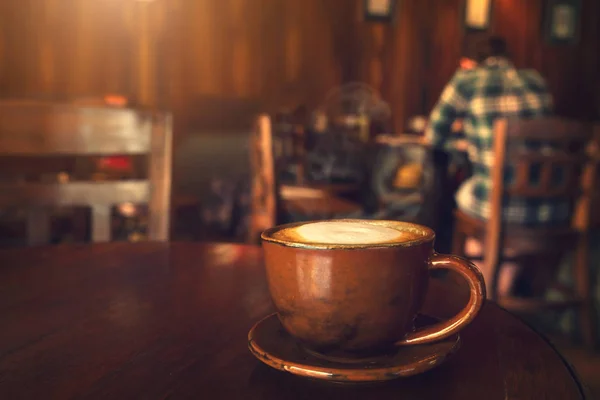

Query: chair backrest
[492,118,591,199]
[584,123,600,228]
[486,117,593,269]
[0,100,172,243]
[247,114,276,244]
[247,113,359,243]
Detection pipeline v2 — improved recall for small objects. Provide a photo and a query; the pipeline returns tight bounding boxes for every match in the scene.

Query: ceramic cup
[261,219,485,359]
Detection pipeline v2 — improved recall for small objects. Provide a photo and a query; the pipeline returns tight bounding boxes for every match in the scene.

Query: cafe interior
[1,0,600,397]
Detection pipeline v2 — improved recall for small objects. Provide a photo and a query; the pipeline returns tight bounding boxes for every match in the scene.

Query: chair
[248,115,277,244]
[452,117,596,346]
[247,114,362,244]
[0,101,172,244]
[589,124,600,228]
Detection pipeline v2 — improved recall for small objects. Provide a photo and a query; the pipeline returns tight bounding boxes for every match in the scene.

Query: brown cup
[261,219,485,358]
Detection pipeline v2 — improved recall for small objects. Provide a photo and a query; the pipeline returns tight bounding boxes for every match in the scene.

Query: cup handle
[396,253,486,346]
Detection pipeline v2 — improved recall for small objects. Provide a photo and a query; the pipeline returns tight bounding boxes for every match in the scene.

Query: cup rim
[261,219,435,250]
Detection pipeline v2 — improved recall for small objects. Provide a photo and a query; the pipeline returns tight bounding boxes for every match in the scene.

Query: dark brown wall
[486,0,600,119]
[0,0,359,137]
[1,0,597,132]
[0,0,598,194]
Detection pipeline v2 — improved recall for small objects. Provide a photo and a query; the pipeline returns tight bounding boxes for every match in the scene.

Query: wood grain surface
[0,242,586,399]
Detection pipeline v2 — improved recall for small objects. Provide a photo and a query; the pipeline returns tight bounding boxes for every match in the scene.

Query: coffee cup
[261,219,485,359]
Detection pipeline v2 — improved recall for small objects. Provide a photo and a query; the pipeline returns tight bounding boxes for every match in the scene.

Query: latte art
[278,221,417,245]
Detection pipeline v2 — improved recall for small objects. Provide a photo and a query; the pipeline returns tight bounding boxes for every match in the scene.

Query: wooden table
[280,185,362,218]
[284,196,361,218]
[305,182,362,196]
[0,243,586,399]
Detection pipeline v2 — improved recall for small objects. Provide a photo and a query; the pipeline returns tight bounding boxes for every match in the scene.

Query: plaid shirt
[426,57,571,225]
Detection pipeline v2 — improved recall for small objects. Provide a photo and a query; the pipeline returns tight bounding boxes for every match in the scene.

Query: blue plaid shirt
[426,57,571,225]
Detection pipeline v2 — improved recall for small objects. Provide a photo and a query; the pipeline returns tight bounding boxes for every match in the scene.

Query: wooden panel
[420,0,464,116]
[0,0,598,151]
[0,102,153,154]
[0,0,356,141]
[488,0,600,119]
[147,113,172,240]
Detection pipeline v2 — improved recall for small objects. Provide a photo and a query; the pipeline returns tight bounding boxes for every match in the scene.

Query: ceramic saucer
[248,313,461,383]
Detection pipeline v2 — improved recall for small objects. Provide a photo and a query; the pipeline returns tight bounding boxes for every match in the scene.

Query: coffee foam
[274,221,420,245]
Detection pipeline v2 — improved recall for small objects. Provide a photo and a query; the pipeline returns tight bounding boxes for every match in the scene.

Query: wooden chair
[452,117,596,346]
[247,114,362,244]
[248,115,277,244]
[0,101,172,244]
[590,124,600,228]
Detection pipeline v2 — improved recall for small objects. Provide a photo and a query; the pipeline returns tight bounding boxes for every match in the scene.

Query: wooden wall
[486,0,600,119]
[356,0,600,123]
[1,0,598,137]
[0,0,359,137]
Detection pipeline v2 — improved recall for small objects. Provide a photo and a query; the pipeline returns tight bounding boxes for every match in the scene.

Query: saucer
[248,313,461,383]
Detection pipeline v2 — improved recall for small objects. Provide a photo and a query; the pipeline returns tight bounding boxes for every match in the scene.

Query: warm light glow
[104,94,128,107]
[208,244,247,265]
[460,57,478,70]
[465,0,492,29]
[118,203,137,217]
[366,0,393,16]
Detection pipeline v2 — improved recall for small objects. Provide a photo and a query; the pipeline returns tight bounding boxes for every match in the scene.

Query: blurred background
[0,0,597,204]
[1,0,600,395]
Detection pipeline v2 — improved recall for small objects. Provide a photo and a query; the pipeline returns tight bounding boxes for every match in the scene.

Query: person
[425,36,559,295]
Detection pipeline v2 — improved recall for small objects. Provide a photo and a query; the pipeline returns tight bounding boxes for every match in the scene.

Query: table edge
[489,302,588,400]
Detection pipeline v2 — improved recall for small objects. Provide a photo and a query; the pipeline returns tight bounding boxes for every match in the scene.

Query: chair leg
[247,224,260,245]
[580,300,596,350]
[447,223,476,289]
[451,222,500,300]
[451,225,467,258]
[27,207,50,246]
[574,234,596,348]
[487,257,502,301]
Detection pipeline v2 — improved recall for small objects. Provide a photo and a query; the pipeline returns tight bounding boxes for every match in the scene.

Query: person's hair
[475,36,508,63]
